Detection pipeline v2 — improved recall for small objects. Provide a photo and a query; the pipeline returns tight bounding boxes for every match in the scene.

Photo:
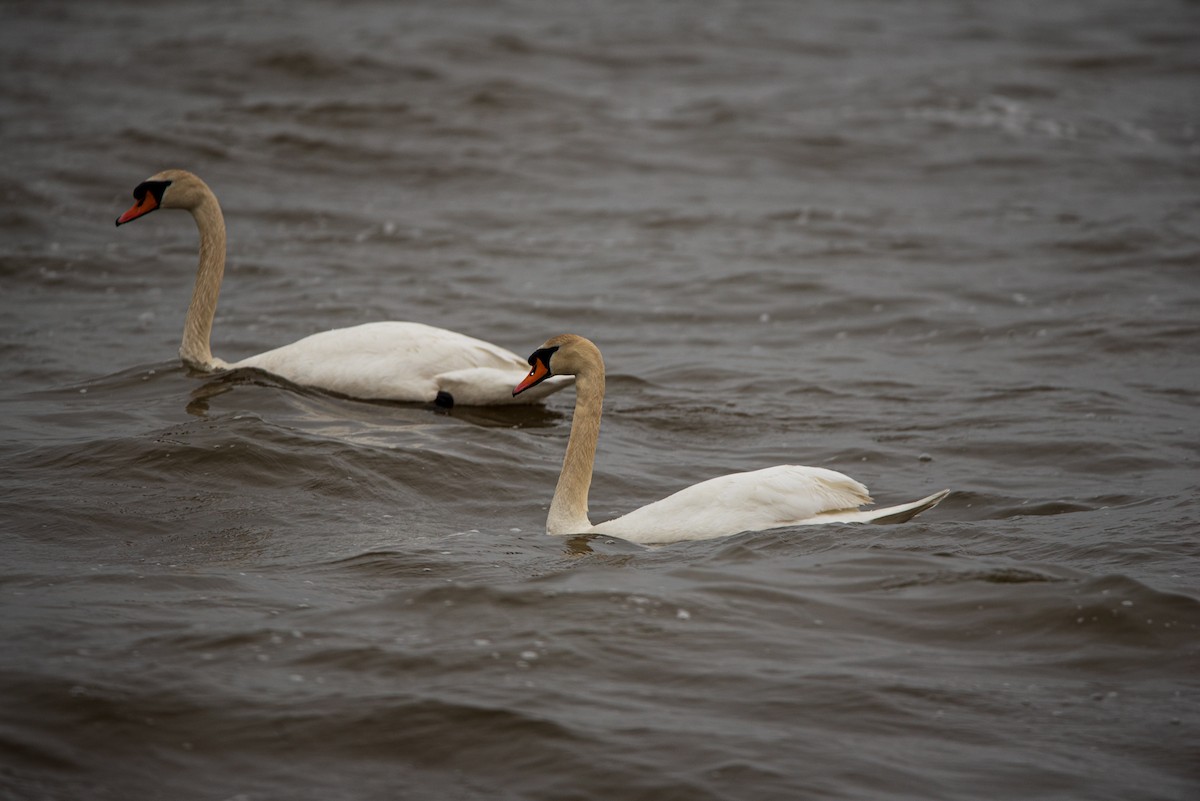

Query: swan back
[235,321,572,403]
[592,465,873,544]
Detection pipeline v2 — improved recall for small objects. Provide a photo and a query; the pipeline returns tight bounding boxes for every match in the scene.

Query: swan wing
[591,465,873,544]
[231,321,568,404]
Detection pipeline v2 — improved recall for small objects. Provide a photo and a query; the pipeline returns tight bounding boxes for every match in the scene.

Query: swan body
[513,334,949,544]
[115,169,570,405]
[230,321,567,405]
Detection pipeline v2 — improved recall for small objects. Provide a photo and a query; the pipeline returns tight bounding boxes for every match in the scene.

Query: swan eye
[526,345,559,372]
[133,179,173,203]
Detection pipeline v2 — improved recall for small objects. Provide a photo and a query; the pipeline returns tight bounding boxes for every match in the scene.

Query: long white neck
[547,369,605,535]
[180,195,226,369]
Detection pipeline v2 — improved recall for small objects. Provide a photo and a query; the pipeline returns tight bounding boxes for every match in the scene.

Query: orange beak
[513,359,550,396]
[115,192,160,226]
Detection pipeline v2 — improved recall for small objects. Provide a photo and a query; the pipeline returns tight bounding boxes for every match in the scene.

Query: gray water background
[1,1,1198,799]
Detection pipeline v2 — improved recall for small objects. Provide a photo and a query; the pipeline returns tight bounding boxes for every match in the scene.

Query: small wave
[1031,53,1159,72]
[878,565,1066,589]
[905,95,1078,140]
[251,48,399,81]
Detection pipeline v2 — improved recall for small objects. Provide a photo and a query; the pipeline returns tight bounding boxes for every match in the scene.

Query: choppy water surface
[2,1,1198,799]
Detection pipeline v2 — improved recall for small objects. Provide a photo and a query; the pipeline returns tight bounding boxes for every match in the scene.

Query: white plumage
[232,321,568,404]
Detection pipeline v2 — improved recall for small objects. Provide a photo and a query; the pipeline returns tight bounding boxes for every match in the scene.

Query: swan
[114,169,571,406]
[513,334,950,544]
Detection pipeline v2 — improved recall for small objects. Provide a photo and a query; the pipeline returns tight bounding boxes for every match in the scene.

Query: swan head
[115,169,212,226]
[513,334,602,396]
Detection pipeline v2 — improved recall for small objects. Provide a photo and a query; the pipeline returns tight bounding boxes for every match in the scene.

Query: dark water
[2,1,1199,799]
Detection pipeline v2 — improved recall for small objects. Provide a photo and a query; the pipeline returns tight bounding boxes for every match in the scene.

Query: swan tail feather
[804,489,951,525]
[865,489,951,524]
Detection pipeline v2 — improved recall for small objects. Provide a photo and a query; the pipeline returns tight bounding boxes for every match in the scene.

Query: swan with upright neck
[115,169,570,406]
[513,334,949,544]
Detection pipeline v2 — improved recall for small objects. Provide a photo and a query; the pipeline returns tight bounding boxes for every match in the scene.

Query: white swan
[115,169,571,406]
[513,334,950,544]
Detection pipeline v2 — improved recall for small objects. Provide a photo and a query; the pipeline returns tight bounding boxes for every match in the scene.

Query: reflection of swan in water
[183,368,571,433]
[116,169,571,407]
[514,334,950,545]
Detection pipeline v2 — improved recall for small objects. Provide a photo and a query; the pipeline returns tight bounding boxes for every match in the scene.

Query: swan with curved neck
[115,169,570,406]
[514,334,949,544]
